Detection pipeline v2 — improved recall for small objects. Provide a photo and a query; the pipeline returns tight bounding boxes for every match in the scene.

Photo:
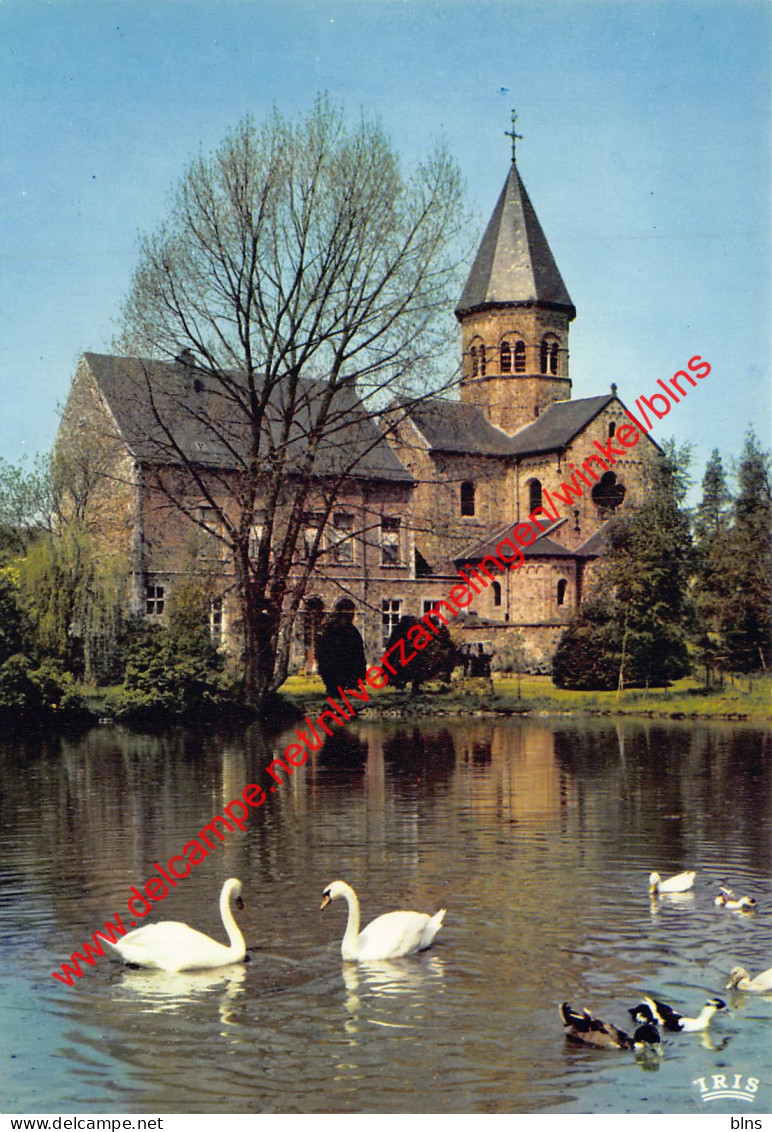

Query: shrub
[316,616,367,697]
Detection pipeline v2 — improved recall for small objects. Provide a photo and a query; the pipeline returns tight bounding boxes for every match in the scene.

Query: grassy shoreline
[279,673,772,723]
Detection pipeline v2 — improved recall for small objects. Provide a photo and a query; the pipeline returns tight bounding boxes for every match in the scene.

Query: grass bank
[279,673,772,723]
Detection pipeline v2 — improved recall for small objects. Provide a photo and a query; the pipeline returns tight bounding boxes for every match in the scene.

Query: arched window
[528,478,543,513]
[479,344,486,376]
[470,345,478,377]
[557,579,567,607]
[550,342,559,375]
[335,598,356,624]
[514,340,526,373]
[500,342,512,373]
[592,471,626,515]
[608,420,616,437]
[492,580,502,607]
[460,481,475,516]
[540,339,549,374]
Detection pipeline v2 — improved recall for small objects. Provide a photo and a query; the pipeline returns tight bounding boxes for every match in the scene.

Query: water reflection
[115,963,247,1019]
[0,717,770,1113]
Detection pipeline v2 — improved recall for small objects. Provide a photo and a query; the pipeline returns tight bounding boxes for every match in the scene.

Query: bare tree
[115,96,468,704]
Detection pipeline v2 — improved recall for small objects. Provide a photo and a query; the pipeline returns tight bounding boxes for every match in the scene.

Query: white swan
[320,879,445,961]
[649,870,696,895]
[106,878,246,972]
[726,966,772,993]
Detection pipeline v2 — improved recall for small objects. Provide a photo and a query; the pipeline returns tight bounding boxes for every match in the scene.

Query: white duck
[106,878,246,972]
[320,879,445,961]
[726,966,772,993]
[649,870,696,895]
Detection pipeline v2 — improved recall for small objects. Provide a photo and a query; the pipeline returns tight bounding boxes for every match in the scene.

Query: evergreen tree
[553,443,693,689]
[692,450,732,682]
[719,432,772,672]
[315,615,367,698]
[606,442,693,687]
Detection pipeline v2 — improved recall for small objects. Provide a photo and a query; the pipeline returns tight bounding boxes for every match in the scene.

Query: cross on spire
[504,109,523,164]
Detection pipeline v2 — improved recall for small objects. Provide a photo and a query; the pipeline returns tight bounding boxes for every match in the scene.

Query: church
[56,143,660,675]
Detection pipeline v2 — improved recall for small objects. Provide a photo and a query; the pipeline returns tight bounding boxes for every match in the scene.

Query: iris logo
[693,1073,759,1104]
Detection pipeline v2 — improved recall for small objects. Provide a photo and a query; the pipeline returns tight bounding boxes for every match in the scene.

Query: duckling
[726,966,772,993]
[629,996,726,1033]
[714,888,756,912]
[649,870,696,895]
[559,1002,660,1051]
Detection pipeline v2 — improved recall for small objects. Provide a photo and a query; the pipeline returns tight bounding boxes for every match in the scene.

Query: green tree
[606,442,693,687]
[692,449,732,682]
[0,567,30,663]
[385,615,457,694]
[116,96,467,708]
[719,432,772,673]
[16,530,130,682]
[553,443,693,689]
[0,455,54,557]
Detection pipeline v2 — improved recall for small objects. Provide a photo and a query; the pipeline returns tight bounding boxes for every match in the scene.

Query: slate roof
[406,393,614,457]
[406,400,514,456]
[456,519,577,563]
[83,353,413,483]
[456,163,575,319]
[505,394,614,455]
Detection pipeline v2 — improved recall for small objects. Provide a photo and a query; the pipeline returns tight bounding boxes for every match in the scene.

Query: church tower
[456,117,576,435]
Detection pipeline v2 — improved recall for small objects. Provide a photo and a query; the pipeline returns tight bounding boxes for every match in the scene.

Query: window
[470,345,478,377]
[500,342,512,373]
[460,481,475,516]
[381,516,401,565]
[146,584,165,616]
[592,471,626,515]
[210,597,223,643]
[423,598,444,629]
[331,512,354,563]
[302,513,324,560]
[249,522,264,562]
[557,579,567,607]
[335,598,356,624]
[197,505,222,559]
[197,505,218,528]
[492,581,502,607]
[528,478,543,513]
[479,344,486,376]
[382,598,402,643]
[540,338,549,374]
[608,421,616,438]
[514,340,526,373]
[550,341,559,375]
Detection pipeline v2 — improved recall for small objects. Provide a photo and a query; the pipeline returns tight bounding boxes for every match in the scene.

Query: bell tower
[456,114,576,435]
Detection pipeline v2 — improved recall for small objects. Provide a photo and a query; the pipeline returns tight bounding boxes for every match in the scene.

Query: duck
[559,1002,660,1051]
[106,877,246,972]
[320,879,445,961]
[714,888,757,912]
[629,996,726,1033]
[726,966,772,993]
[649,870,696,895]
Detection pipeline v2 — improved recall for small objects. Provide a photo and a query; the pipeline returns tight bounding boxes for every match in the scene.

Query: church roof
[405,393,614,457]
[505,394,614,455]
[406,399,514,455]
[455,162,575,319]
[456,520,577,563]
[81,352,413,483]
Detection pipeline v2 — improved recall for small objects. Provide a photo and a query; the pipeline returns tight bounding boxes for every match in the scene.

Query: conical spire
[455,163,575,319]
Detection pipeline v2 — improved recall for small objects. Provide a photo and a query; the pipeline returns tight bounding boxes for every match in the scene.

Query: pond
[1,717,770,1114]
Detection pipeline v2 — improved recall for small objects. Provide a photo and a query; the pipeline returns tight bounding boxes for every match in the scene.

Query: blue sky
[1,0,769,489]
